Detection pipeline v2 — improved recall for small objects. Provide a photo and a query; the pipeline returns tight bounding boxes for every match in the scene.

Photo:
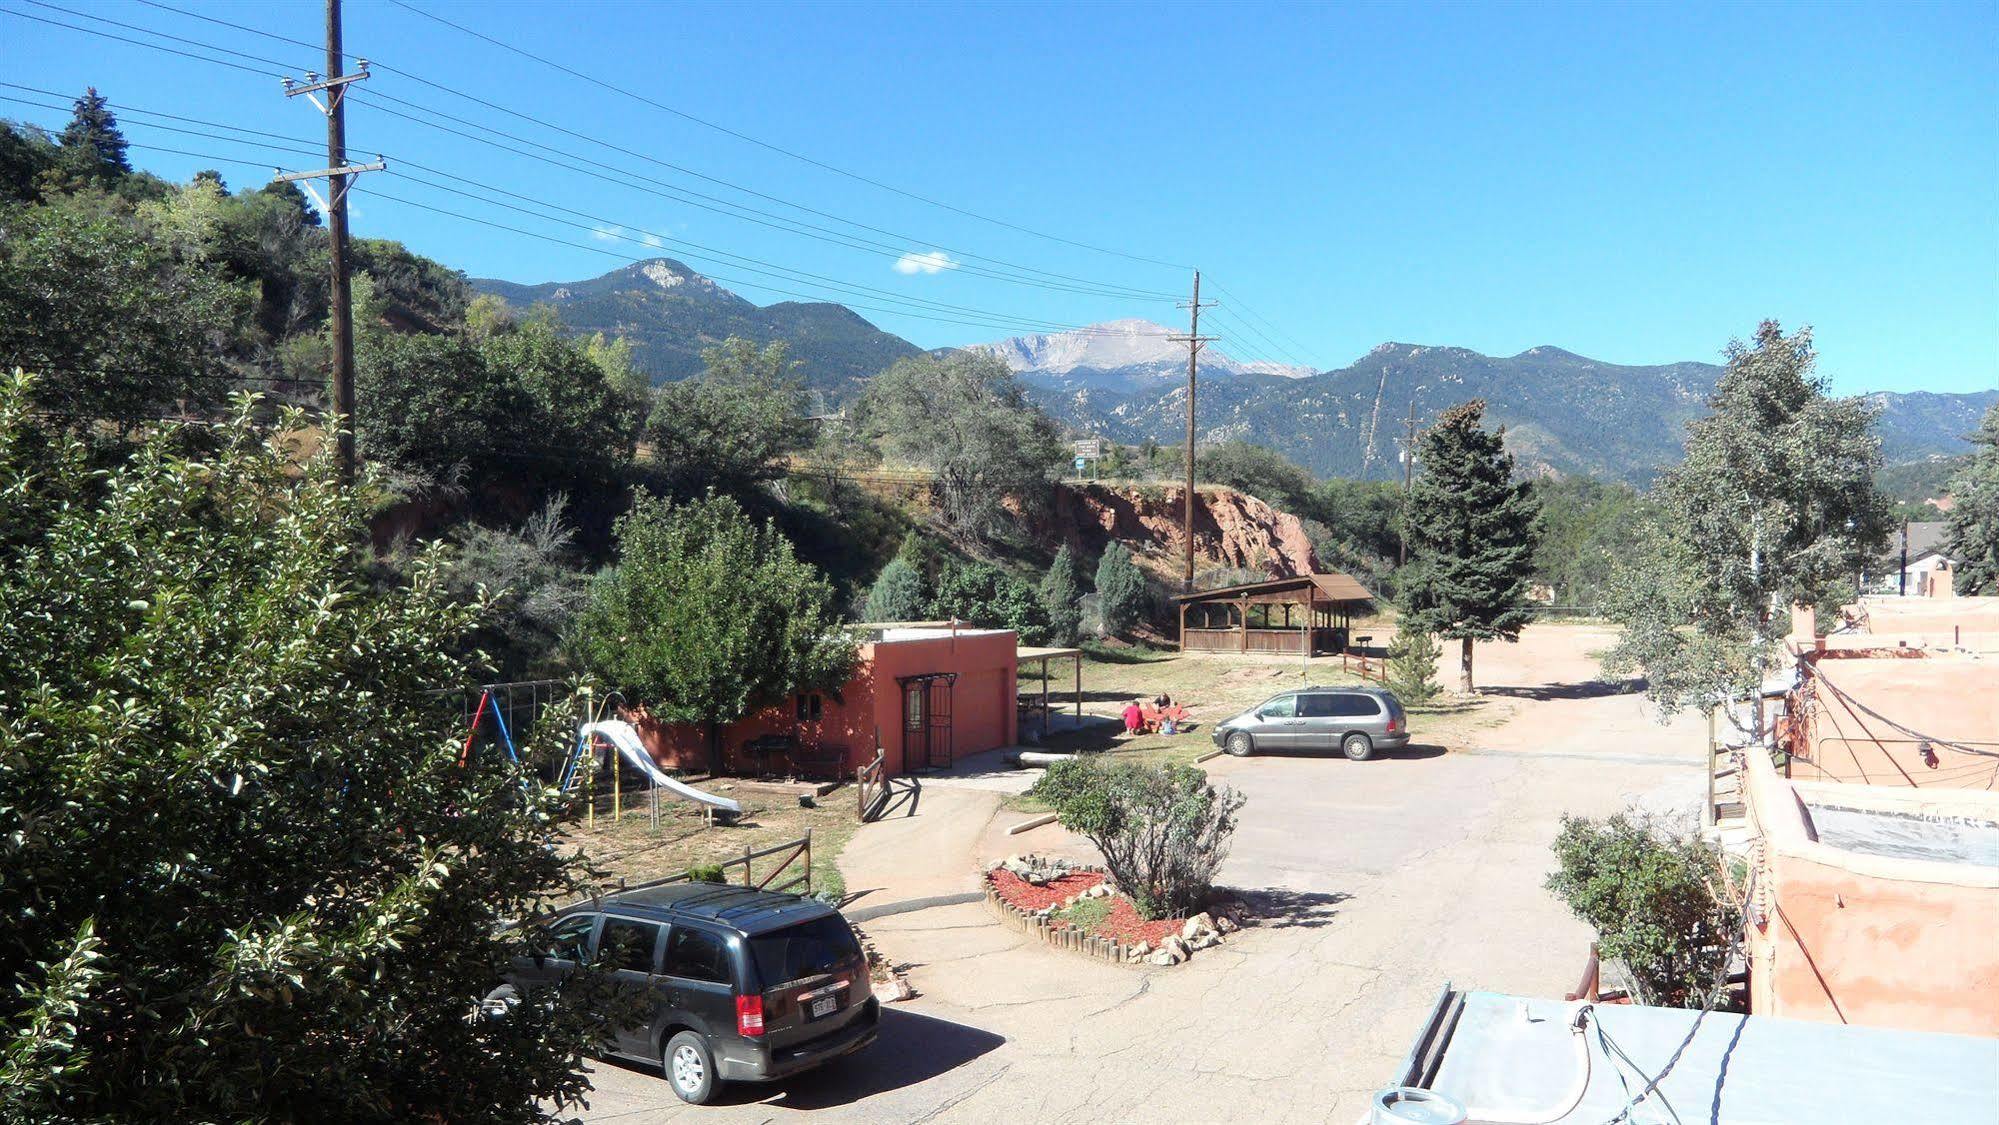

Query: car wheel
[663,1031,718,1105]
[1224,731,1254,757]
[1342,733,1374,762]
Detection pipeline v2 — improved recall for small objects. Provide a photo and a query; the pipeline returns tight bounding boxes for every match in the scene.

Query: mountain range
[473,261,1995,484]
[471,259,921,401]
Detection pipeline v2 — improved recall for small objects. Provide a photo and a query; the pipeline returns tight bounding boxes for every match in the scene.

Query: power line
[345,87,1172,303]
[382,0,1189,272]
[13,0,305,75]
[0,5,286,78]
[112,0,1182,300]
[354,184,1167,338]
[1208,279,1321,367]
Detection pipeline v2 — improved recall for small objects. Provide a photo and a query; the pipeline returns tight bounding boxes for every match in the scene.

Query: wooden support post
[1178,601,1188,653]
[1239,596,1249,653]
[1074,653,1082,720]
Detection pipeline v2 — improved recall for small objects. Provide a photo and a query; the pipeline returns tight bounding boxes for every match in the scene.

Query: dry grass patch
[561,784,862,900]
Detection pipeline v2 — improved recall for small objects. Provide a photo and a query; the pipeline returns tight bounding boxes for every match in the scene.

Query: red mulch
[988,867,1186,948]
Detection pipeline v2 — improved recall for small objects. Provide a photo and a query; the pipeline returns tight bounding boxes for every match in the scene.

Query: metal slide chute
[578,720,743,816]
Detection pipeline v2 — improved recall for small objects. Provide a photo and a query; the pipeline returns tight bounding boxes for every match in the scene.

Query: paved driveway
[579,630,1705,1123]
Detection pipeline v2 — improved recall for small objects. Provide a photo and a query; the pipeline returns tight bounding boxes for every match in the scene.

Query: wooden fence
[554,831,816,914]
[1342,650,1386,682]
[856,749,887,823]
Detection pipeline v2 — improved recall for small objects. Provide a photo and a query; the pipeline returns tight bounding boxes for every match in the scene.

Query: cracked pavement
[577,626,1705,1123]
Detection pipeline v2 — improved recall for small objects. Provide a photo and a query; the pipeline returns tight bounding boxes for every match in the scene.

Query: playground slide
[580,720,744,817]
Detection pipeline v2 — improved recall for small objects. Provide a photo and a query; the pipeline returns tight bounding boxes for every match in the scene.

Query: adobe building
[1728,595,1999,1037]
[629,624,1023,778]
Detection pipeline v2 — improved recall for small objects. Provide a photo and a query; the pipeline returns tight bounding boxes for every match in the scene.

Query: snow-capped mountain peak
[974,320,1313,391]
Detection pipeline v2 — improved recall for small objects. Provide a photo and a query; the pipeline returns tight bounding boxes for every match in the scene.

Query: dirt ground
[561,779,862,898]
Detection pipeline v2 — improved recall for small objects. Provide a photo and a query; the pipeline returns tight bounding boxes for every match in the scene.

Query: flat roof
[1171,572,1375,604]
[1396,989,1998,1123]
[871,626,1013,643]
[1016,645,1083,661]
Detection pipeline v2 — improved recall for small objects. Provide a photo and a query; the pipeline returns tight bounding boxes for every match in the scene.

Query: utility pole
[1398,401,1416,567]
[275,0,382,484]
[1169,270,1216,591]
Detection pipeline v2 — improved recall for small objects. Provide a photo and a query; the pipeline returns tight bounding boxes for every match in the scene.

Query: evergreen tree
[57,87,130,187]
[927,559,1050,643]
[1399,400,1540,692]
[1039,545,1085,645]
[1942,404,1999,595]
[1602,322,1891,726]
[1094,543,1149,637]
[1384,628,1443,705]
[864,557,926,622]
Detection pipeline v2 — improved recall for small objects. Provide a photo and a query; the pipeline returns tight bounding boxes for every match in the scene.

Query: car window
[1256,695,1297,720]
[545,912,596,961]
[664,925,732,985]
[598,917,661,974]
[1297,693,1336,718]
[1330,694,1383,718]
[748,916,861,988]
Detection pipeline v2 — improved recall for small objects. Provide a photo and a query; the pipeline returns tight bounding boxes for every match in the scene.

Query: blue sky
[3,0,1994,393]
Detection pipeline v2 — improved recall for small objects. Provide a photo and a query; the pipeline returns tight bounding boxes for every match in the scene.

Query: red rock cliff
[1038,482,1319,579]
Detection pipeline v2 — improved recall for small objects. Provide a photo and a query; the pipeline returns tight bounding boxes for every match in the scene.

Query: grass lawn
[561,783,863,900]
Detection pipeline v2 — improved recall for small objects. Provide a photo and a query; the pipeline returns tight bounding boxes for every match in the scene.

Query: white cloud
[640,232,667,249]
[893,249,958,275]
[591,225,623,242]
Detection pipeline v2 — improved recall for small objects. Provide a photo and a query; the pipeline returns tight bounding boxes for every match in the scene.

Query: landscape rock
[1182,913,1216,942]
[1217,915,1240,934]
[1161,934,1191,960]
[1189,932,1220,951]
[1149,949,1183,966]
[1131,942,1151,957]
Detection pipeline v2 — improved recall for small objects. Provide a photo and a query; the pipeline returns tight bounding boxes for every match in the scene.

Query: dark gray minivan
[495,884,878,1104]
[1212,686,1408,760]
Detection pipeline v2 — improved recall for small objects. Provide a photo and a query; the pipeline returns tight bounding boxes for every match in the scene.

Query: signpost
[1073,438,1100,480]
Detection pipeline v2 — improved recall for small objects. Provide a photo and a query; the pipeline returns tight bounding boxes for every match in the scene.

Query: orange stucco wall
[628,629,1018,777]
[1744,752,1999,1036]
[1791,655,1999,789]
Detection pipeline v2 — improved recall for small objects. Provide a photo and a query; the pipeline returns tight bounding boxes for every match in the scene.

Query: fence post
[805,828,813,896]
[744,845,753,887]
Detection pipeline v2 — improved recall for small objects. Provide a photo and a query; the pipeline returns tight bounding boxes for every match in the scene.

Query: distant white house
[1874,521,1959,597]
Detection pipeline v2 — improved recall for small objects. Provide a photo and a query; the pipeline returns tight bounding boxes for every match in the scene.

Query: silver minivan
[1212,686,1409,761]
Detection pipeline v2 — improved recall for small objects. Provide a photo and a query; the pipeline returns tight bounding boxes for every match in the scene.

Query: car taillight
[736,994,765,1037]
[1387,716,1401,733]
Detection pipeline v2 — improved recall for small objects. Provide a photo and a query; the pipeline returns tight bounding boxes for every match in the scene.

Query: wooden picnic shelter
[1173,573,1375,656]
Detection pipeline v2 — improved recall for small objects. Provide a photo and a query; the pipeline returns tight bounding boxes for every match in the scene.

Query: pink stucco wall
[1744,752,1999,1036]
[1790,654,1999,789]
[629,628,1019,777]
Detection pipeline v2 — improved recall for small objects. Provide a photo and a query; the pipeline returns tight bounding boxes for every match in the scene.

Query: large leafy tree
[1943,404,1999,594]
[854,351,1063,542]
[863,557,926,622]
[1398,400,1540,691]
[1603,322,1892,729]
[356,330,530,486]
[0,197,248,420]
[644,337,811,499]
[1197,440,1316,513]
[927,559,1051,643]
[479,310,644,487]
[572,492,855,773]
[0,376,602,1121]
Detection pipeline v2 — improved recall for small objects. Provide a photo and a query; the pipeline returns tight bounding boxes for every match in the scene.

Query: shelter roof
[1171,572,1375,604]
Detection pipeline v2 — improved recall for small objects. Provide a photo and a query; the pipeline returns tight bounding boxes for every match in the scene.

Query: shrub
[863,557,926,622]
[1545,812,1741,1008]
[686,865,727,885]
[927,559,1050,643]
[1094,544,1148,637]
[1030,759,1246,919]
[1384,629,1443,705]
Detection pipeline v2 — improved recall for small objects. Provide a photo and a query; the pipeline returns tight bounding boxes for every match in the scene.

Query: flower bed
[984,854,1241,966]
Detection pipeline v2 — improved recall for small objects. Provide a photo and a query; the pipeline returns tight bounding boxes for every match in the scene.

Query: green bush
[1545,812,1741,1008]
[927,559,1050,643]
[686,865,727,885]
[1030,759,1245,919]
[1039,545,1084,645]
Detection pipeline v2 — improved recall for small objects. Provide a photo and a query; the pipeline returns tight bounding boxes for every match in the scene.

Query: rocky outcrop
[1040,482,1320,580]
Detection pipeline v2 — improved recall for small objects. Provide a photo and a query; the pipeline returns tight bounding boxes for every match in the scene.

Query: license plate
[809,996,838,1019]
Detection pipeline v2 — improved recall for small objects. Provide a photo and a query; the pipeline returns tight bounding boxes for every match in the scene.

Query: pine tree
[58,87,130,187]
[864,558,926,622]
[1094,543,1148,637]
[1385,628,1443,705]
[1039,545,1084,645]
[1943,404,1999,595]
[1399,400,1540,692]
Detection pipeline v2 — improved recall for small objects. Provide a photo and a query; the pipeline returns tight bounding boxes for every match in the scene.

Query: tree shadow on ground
[1478,677,1643,702]
[1226,887,1353,930]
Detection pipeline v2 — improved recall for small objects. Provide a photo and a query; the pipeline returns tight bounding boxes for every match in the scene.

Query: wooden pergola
[1174,573,1375,656]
